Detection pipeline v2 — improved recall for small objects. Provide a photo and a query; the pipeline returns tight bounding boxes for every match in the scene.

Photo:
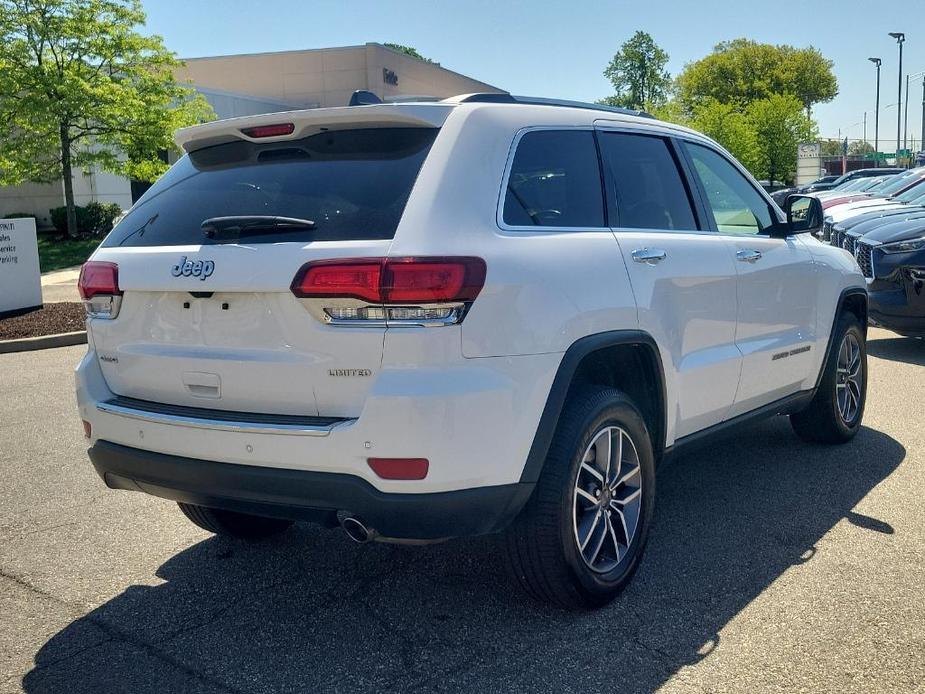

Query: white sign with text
[0,217,43,316]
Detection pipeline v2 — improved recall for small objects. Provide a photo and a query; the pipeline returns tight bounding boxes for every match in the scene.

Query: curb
[0,331,87,354]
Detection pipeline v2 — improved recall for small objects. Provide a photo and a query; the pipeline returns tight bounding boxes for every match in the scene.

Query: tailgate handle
[182,371,221,399]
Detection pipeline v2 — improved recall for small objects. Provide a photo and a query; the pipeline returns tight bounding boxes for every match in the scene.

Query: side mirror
[783,194,823,236]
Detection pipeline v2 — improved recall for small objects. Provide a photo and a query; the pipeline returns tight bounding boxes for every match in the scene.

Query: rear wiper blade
[201,215,317,239]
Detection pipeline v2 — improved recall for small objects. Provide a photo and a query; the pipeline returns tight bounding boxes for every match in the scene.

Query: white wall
[0,181,62,229]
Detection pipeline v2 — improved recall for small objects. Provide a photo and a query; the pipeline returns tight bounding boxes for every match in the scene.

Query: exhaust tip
[341,516,375,543]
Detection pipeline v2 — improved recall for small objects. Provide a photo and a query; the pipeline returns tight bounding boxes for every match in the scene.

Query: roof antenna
[349,90,382,106]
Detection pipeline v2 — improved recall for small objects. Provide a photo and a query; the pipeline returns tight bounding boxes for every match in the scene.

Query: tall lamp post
[869,57,882,165]
[889,32,905,161]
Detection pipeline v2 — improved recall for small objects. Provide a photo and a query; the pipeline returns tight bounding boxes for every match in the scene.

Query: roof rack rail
[456,93,655,119]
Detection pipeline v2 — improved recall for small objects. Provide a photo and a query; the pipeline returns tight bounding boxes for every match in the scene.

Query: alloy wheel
[835,332,863,425]
[572,426,643,573]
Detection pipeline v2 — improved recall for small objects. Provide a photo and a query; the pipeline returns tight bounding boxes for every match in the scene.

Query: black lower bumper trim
[88,441,534,540]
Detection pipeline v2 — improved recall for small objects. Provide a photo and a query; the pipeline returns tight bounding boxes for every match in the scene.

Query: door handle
[632,248,668,265]
[736,249,762,263]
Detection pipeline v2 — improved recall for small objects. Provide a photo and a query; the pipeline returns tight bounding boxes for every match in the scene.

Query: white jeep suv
[76,95,868,608]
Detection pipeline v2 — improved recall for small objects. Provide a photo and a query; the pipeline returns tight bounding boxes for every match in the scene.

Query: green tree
[688,99,759,173]
[745,94,816,185]
[383,43,435,64]
[602,31,671,110]
[676,39,837,115]
[819,139,844,157]
[848,140,875,156]
[0,0,213,237]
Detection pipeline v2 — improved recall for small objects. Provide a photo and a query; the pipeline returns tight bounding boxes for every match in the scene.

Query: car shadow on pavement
[23,418,904,693]
[866,334,925,366]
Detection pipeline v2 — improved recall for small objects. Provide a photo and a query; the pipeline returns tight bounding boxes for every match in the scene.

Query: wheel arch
[519,330,667,484]
[813,286,868,392]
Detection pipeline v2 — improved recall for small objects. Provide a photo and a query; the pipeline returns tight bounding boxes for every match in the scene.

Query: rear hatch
[87,113,445,418]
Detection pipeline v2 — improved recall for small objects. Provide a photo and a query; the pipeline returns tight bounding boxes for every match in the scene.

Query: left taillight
[78,261,122,319]
[291,257,486,327]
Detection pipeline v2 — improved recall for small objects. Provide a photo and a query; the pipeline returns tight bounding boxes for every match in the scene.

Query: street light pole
[889,32,905,161]
[869,57,882,166]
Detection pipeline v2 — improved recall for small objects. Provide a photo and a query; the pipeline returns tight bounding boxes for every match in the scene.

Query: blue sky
[141,0,925,149]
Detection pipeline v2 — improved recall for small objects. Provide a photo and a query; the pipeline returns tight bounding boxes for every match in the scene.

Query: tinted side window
[597,133,697,230]
[685,143,775,235]
[503,130,605,228]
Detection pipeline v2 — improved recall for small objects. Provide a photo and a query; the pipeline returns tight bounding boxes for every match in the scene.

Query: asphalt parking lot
[1,330,924,694]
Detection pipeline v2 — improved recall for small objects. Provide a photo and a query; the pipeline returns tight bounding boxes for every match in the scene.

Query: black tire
[790,312,867,444]
[505,386,656,609]
[178,503,293,540]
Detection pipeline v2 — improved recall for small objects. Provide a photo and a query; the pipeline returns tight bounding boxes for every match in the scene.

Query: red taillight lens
[78,261,121,299]
[240,123,295,138]
[384,258,485,302]
[291,257,486,304]
[367,458,429,480]
[292,260,383,302]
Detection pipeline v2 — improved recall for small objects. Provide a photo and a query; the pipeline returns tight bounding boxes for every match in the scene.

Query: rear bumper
[89,440,534,540]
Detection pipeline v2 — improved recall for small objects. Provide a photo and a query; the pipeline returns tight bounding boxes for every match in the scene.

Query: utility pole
[904,73,910,152]
[889,32,905,160]
[869,58,882,166]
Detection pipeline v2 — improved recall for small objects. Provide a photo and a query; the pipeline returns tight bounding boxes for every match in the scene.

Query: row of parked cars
[778,168,925,338]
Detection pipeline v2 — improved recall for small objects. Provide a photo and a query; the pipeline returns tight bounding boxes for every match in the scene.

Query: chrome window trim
[97,400,353,437]
[495,121,786,240]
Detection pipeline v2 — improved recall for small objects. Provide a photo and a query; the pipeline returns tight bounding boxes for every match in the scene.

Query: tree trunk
[59,123,77,239]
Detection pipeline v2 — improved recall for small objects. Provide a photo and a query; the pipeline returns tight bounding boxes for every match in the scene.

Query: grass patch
[37,235,100,273]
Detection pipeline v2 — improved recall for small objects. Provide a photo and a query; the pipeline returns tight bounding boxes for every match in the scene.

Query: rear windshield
[103,127,438,247]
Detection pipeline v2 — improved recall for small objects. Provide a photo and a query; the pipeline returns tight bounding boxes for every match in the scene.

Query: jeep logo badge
[171,256,215,281]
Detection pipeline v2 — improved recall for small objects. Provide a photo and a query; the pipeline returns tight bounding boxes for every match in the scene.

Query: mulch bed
[0,303,86,340]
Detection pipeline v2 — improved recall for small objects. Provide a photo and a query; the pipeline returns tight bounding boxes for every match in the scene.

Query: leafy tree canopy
[601,30,671,110]
[383,43,435,64]
[676,39,837,114]
[745,93,817,185]
[0,0,213,235]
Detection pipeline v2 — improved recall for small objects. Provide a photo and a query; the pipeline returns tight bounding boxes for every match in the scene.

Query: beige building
[177,43,502,110]
[0,43,502,227]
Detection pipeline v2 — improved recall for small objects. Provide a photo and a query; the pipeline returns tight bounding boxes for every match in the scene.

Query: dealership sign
[0,217,43,317]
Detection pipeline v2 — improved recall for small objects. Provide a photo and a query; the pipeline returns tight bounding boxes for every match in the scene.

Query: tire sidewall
[556,395,656,602]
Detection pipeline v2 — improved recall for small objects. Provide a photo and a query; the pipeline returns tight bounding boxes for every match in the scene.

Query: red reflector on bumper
[367,458,429,480]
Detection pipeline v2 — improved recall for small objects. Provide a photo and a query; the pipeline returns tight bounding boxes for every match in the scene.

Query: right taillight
[78,261,123,319]
[291,257,485,327]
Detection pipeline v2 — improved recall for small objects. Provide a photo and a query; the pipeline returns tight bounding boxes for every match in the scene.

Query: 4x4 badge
[171,256,215,280]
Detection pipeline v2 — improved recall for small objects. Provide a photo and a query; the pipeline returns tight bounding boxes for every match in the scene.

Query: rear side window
[103,128,438,247]
[502,130,605,228]
[597,132,697,231]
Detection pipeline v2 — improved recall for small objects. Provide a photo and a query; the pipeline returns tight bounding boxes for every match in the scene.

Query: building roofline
[180,42,504,93]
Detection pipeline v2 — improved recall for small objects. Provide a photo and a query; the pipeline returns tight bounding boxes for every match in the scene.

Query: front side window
[502,130,605,228]
[597,132,697,231]
[686,143,776,236]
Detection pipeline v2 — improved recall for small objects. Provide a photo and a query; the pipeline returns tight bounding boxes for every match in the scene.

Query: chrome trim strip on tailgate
[96,397,353,437]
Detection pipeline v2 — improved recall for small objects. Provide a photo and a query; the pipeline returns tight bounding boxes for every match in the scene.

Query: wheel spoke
[613,506,629,545]
[612,486,641,507]
[580,462,604,484]
[588,514,608,564]
[576,487,598,505]
[594,430,612,481]
[611,430,623,486]
[605,512,622,563]
[580,509,602,551]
